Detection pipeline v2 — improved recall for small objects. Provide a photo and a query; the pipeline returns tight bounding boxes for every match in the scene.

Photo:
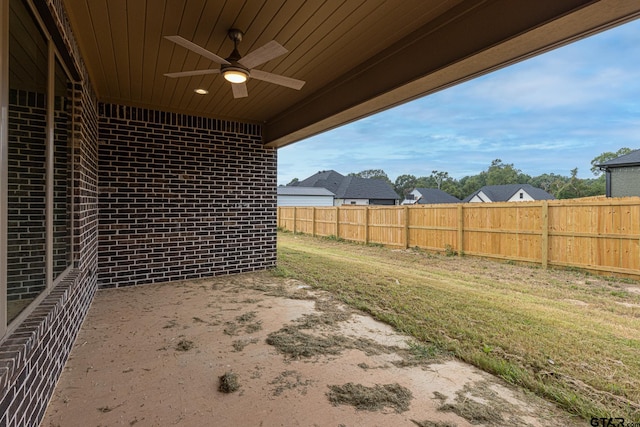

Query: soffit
[59,0,640,147]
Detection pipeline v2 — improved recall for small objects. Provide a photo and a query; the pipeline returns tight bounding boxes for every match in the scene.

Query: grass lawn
[276,231,640,422]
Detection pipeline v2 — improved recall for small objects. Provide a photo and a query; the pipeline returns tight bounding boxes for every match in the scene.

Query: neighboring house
[293,170,399,206]
[277,186,335,206]
[463,184,555,203]
[402,188,460,205]
[597,149,640,197]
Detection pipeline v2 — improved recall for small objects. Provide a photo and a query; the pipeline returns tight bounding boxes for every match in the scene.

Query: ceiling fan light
[223,69,248,84]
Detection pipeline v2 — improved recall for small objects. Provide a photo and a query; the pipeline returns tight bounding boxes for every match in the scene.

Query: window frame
[0,0,76,341]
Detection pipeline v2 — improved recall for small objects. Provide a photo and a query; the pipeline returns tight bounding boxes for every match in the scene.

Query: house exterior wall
[610,166,640,197]
[409,189,422,200]
[469,191,489,203]
[336,198,369,206]
[277,195,334,206]
[369,199,397,205]
[1,31,100,427]
[1,1,279,423]
[507,190,535,202]
[97,104,277,288]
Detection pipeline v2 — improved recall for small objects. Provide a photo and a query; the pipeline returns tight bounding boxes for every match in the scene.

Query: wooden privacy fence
[277,198,640,278]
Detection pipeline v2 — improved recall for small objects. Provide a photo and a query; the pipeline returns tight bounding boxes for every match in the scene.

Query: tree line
[286,148,634,200]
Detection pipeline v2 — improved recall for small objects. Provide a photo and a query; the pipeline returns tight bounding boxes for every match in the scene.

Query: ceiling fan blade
[164,69,220,78]
[231,82,248,98]
[165,35,230,65]
[250,69,305,90]
[238,40,288,69]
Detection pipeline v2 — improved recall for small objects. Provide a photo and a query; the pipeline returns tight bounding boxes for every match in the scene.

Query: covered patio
[1,1,640,425]
[41,271,580,426]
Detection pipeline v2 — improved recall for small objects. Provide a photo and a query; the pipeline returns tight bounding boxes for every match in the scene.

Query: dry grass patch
[269,370,314,396]
[411,421,457,427]
[219,372,240,393]
[327,382,413,413]
[266,325,351,359]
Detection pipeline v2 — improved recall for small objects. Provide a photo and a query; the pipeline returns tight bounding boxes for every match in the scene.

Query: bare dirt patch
[43,271,581,427]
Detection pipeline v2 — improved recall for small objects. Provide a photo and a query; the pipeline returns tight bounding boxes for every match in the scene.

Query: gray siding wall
[611,166,640,197]
[277,195,334,206]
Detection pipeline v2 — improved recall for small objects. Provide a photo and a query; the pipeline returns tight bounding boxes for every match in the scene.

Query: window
[2,0,74,336]
[519,192,524,199]
[53,59,73,277]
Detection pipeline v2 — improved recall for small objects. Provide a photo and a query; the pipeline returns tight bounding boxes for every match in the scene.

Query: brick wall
[6,90,73,301]
[1,0,279,425]
[6,90,47,302]
[97,104,277,288]
[0,1,100,426]
[611,166,640,197]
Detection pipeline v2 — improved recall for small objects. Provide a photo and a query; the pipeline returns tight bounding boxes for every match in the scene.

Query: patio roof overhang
[60,0,640,148]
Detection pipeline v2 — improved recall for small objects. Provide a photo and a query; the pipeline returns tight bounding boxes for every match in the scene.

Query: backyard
[276,231,640,422]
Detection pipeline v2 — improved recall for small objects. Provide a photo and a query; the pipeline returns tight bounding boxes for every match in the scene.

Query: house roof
[337,177,399,200]
[463,184,555,202]
[414,188,460,204]
[277,187,334,196]
[293,170,398,200]
[597,149,640,168]
[58,1,640,148]
[294,170,346,194]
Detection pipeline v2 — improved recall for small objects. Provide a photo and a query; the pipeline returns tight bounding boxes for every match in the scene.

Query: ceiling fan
[164,29,305,98]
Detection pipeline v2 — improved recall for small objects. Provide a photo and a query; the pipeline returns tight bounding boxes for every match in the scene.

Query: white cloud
[279,19,640,184]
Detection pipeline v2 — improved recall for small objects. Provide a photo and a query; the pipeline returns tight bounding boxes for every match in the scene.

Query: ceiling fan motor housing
[222,29,249,82]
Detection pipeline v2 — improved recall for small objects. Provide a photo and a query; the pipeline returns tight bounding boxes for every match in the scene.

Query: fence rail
[277,198,640,278]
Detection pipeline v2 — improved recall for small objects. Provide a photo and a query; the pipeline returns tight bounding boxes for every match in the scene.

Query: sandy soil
[42,272,582,427]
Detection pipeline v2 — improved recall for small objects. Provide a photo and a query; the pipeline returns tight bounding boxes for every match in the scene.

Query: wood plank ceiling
[61,0,640,147]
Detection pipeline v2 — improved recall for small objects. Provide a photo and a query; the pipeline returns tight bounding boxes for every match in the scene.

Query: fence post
[541,201,548,269]
[404,206,410,249]
[335,206,340,238]
[292,207,297,234]
[364,206,369,245]
[457,204,464,256]
[312,207,316,237]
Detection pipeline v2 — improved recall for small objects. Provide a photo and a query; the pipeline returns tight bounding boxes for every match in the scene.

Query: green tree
[460,172,487,199]
[394,174,418,199]
[590,147,633,176]
[286,177,299,186]
[349,169,392,185]
[530,173,568,198]
[430,170,449,189]
[556,168,592,199]
[486,159,522,185]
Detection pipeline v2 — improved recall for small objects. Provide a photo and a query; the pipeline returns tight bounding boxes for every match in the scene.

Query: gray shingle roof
[414,188,460,204]
[597,149,640,168]
[294,170,345,194]
[292,170,399,201]
[337,176,399,199]
[463,184,554,202]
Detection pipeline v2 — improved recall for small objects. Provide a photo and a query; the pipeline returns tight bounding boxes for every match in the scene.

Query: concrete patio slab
[42,272,580,426]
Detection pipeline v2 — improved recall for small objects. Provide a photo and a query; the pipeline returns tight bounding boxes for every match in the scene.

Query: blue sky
[277,18,640,186]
